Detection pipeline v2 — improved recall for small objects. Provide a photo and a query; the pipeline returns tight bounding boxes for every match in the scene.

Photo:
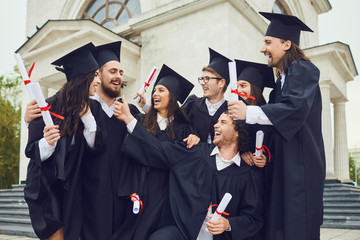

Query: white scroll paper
[134,66,159,103]
[210,193,232,221]
[14,53,35,99]
[255,130,264,156]
[133,194,141,214]
[28,82,54,126]
[228,62,238,101]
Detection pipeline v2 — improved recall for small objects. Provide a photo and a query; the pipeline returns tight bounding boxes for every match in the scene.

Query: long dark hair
[246,84,266,106]
[52,69,97,136]
[222,111,250,153]
[277,40,310,76]
[141,90,191,140]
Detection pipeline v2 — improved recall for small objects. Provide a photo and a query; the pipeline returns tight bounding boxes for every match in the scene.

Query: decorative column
[333,97,350,180]
[320,81,335,178]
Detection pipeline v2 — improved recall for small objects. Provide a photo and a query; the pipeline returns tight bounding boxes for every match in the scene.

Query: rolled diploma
[228,62,238,101]
[255,130,264,156]
[133,194,140,214]
[14,53,35,99]
[134,66,158,102]
[210,193,232,221]
[28,82,54,126]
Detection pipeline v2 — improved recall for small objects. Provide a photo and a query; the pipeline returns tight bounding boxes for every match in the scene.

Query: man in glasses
[182,48,232,143]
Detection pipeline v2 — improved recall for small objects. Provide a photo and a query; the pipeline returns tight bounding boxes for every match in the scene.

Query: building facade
[17,0,358,183]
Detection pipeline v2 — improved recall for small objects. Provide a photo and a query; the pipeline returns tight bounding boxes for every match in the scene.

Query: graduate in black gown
[24,43,105,240]
[81,41,140,240]
[114,99,265,240]
[112,64,199,240]
[229,12,326,240]
[182,48,232,143]
[231,59,274,168]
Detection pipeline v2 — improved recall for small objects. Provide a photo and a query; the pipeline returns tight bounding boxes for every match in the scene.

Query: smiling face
[98,60,123,98]
[152,84,170,114]
[213,113,238,147]
[200,70,225,101]
[89,70,101,96]
[260,36,290,70]
[237,80,251,100]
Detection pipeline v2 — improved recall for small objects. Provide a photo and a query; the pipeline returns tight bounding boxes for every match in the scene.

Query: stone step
[324,215,360,222]
[11,184,26,190]
[323,192,360,197]
[321,221,360,229]
[323,195,360,201]
[0,198,26,205]
[0,192,25,201]
[324,202,360,208]
[0,217,32,227]
[324,208,360,216]
[325,184,360,190]
[0,224,36,238]
[0,209,29,219]
[0,203,29,210]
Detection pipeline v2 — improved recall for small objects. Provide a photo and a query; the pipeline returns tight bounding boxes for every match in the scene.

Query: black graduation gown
[111,117,196,240]
[182,95,227,142]
[81,100,140,240]
[260,60,326,240]
[122,122,263,240]
[24,99,105,240]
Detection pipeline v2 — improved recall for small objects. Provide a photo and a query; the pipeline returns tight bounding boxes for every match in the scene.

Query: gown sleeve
[227,169,263,239]
[123,121,189,169]
[261,60,320,141]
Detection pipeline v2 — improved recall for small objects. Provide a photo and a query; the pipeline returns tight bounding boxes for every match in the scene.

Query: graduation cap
[259,12,313,46]
[207,48,232,85]
[154,64,194,104]
[235,59,275,92]
[95,41,122,68]
[51,42,98,81]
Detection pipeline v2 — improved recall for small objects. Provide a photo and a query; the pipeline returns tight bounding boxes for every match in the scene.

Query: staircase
[322,181,360,229]
[0,184,36,237]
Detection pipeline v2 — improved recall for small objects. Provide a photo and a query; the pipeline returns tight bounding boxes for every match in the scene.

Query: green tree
[349,155,356,183]
[0,72,22,189]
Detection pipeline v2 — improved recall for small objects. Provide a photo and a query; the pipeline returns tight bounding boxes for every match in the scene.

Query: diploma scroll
[134,66,158,103]
[133,194,141,214]
[255,130,264,156]
[210,193,232,221]
[14,53,35,99]
[28,82,54,126]
[228,62,238,101]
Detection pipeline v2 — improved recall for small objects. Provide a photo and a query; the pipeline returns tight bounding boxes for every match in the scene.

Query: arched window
[82,0,141,29]
[272,0,288,14]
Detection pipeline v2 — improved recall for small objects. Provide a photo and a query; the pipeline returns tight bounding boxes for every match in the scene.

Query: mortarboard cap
[235,59,275,92]
[51,42,98,81]
[259,12,313,46]
[95,41,121,68]
[154,64,194,104]
[207,48,232,85]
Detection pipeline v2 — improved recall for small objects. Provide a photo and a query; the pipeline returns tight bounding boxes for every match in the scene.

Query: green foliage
[0,72,22,189]
[349,156,355,182]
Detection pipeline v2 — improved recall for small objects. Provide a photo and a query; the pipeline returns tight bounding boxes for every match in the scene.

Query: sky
[0,0,359,148]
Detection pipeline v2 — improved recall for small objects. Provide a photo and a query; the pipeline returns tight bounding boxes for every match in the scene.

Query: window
[272,1,288,14]
[82,0,141,29]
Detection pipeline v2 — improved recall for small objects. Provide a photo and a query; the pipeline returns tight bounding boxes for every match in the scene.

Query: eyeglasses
[198,76,222,84]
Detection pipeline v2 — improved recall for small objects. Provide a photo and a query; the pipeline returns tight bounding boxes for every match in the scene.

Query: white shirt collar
[210,146,241,171]
[91,93,115,118]
[157,114,173,131]
[205,98,225,116]
[280,72,286,89]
